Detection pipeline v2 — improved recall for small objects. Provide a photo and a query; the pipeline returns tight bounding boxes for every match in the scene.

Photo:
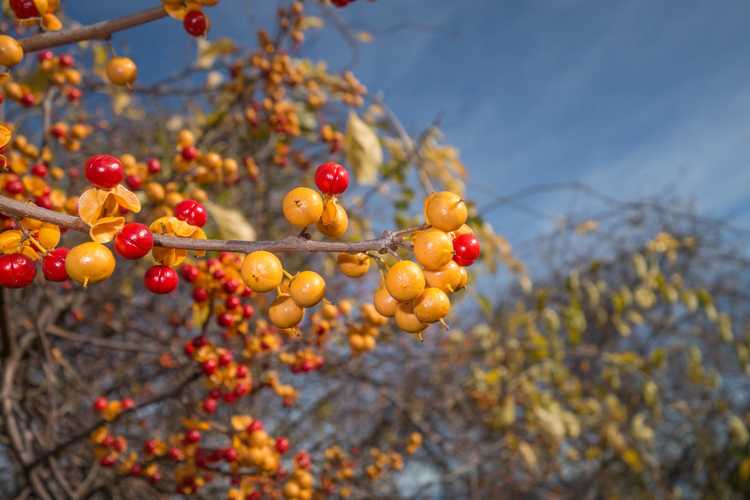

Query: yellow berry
[424,260,462,293]
[413,228,453,271]
[337,253,370,278]
[106,57,137,86]
[414,288,450,323]
[316,200,348,239]
[282,187,323,227]
[0,35,24,67]
[241,251,283,292]
[385,260,425,302]
[289,270,326,307]
[425,191,467,232]
[373,286,398,317]
[269,294,304,329]
[361,303,388,326]
[395,301,427,334]
[65,242,115,286]
[457,266,469,290]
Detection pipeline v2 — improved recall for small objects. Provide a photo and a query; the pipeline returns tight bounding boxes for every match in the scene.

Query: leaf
[344,112,381,185]
[196,37,237,69]
[203,201,256,241]
[0,123,11,149]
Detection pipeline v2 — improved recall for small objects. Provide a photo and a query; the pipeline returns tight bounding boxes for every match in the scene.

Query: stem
[19,6,168,54]
[0,194,423,254]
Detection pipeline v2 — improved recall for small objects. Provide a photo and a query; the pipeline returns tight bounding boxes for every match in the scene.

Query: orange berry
[395,301,427,334]
[385,260,425,302]
[361,303,387,326]
[413,288,450,323]
[289,270,326,307]
[413,228,453,271]
[0,35,23,67]
[65,242,115,287]
[106,57,137,86]
[317,199,348,238]
[337,253,370,278]
[373,286,398,317]
[283,187,323,227]
[241,251,283,292]
[423,260,462,293]
[269,294,304,328]
[425,191,467,232]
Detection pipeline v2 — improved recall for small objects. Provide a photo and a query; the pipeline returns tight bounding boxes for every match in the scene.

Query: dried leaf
[344,112,381,185]
[203,201,256,241]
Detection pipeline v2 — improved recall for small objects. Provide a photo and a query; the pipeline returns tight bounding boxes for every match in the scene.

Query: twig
[19,7,168,54]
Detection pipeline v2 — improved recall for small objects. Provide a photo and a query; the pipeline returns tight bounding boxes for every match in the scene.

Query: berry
[42,247,69,282]
[122,398,135,410]
[147,158,161,174]
[316,200,348,238]
[31,163,48,177]
[225,295,241,310]
[65,241,115,286]
[35,194,53,209]
[373,286,398,317]
[240,251,283,293]
[181,145,198,161]
[314,162,349,195]
[114,223,153,260]
[247,420,263,432]
[218,351,233,366]
[58,54,74,68]
[85,155,124,189]
[289,271,326,308]
[395,301,428,334]
[424,191,468,232]
[174,199,207,227]
[452,233,480,264]
[223,448,238,462]
[0,253,36,288]
[180,264,199,282]
[423,260,462,293]
[337,252,370,278]
[222,278,239,294]
[183,10,209,37]
[106,57,137,86]
[413,228,453,271]
[4,179,23,195]
[125,175,142,190]
[192,287,209,302]
[268,294,304,329]
[184,430,201,444]
[282,187,323,227]
[0,35,24,68]
[236,364,248,378]
[37,50,53,62]
[275,437,290,454]
[242,304,255,319]
[202,359,217,376]
[93,397,108,411]
[144,265,179,294]
[202,398,217,413]
[414,287,451,323]
[385,261,426,302]
[217,312,234,328]
[20,93,35,107]
[10,0,40,19]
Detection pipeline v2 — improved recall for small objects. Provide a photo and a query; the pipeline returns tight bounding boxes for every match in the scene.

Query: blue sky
[67,0,750,244]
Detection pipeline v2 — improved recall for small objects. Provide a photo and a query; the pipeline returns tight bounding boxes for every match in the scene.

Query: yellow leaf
[77,188,105,225]
[203,201,256,241]
[518,441,537,471]
[37,224,60,250]
[0,124,11,149]
[90,216,125,244]
[344,112,381,185]
[621,448,643,472]
[113,184,141,213]
[41,13,62,31]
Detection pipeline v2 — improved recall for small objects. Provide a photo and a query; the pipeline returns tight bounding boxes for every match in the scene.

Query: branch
[19,6,168,54]
[0,194,422,254]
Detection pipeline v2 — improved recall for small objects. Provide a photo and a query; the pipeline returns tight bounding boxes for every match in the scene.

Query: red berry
[192,335,207,348]
[58,54,74,68]
[184,341,195,357]
[181,145,198,161]
[66,88,81,103]
[202,398,217,413]
[208,388,222,400]
[174,199,207,227]
[275,437,289,454]
[122,398,135,410]
[125,175,142,190]
[168,447,184,461]
[236,364,248,378]
[452,254,474,267]
[184,430,201,444]
[85,155,124,188]
[452,233,480,261]
[146,158,161,174]
[223,447,238,462]
[315,162,349,195]
[192,287,209,302]
[10,0,40,19]
[180,264,199,282]
[183,10,208,37]
[143,440,157,455]
[93,397,108,411]
[20,93,35,107]
[115,223,154,260]
[222,279,239,294]
[295,451,311,469]
[0,254,36,288]
[201,359,217,376]
[217,312,234,328]
[35,194,53,209]
[242,304,255,319]
[225,296,240,310]
[37,50,53,62]
[42,247,69,282]
[218,351,232,366]
[31,163,48,177]
[100,455,117,467]
[50,124,66,139]
[144,265,179,294]
[4,179,23,195]
[247,420,263,432]
[212,268,225,280]
[331,0,352,7]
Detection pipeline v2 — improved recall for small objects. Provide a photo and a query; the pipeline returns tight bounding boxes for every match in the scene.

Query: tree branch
[0,194,421,254]
[19,6,168,54]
